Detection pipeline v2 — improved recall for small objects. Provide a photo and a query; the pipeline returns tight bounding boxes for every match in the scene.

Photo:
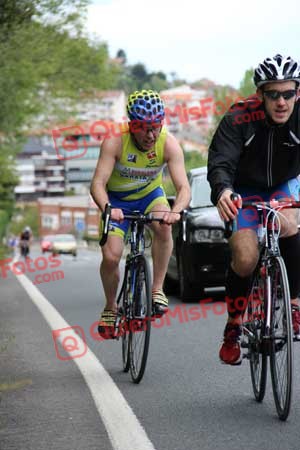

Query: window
[41,214,59,229]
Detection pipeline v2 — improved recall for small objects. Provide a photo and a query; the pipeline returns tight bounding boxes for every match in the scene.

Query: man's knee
[233,255,257,277]
[101,239,123,271]
[153,223,172,242]
[101,253,121,271]
[230,231,258,276]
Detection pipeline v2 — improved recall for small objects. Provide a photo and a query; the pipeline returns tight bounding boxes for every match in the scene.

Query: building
[76,90,126,122]
[15,90,127,199]
[53,125,100,195]
[160,84,215,148]
[38,195,100,238]
[15,137,65,201]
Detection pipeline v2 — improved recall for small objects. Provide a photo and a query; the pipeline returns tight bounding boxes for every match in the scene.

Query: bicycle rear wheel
[269,256,293,421]
[129,255,152,383]
[247,268,267,402]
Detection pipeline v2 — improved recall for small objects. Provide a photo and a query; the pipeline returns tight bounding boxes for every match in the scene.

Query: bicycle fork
[242,265,272,357]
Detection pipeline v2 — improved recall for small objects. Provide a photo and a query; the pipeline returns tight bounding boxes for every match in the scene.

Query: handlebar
[99,203,187,247]
[224,193,300,239]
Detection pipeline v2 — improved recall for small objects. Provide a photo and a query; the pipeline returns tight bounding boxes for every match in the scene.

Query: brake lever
[224,193,240,239]
[99,203,111,247]
[181,209,187,242]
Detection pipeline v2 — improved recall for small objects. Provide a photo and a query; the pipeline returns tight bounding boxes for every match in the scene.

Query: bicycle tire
[247,267,268,402]
[269,256,293,421]
[129,255,152,383]
[121,266,130,373]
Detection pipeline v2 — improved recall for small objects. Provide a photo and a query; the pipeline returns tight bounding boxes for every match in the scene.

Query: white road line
[15,273,156,450]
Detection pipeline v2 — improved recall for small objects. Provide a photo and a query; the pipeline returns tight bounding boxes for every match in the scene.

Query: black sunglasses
[263,89,297,101]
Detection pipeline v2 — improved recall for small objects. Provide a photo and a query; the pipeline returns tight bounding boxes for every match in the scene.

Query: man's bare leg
[100,235,124,311]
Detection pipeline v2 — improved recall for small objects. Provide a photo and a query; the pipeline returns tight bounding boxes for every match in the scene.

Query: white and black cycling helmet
[254,54,300,87]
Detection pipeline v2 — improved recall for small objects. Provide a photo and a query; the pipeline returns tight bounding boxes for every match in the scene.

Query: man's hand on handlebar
[110,208,124,223]
[162,211,181,225]
[217,189,242,221]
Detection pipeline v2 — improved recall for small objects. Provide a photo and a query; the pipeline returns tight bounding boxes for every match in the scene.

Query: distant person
[8,235,18,256]
[19,226,32,258]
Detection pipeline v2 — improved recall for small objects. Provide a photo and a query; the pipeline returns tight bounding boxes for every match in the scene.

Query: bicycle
[100,203,185,383]
[20,240,30,258]
[226,195,300,420]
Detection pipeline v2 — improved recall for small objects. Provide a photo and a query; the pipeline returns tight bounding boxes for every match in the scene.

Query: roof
[20,137,54,155]
[38,195,90,208]
[189,166,207,177]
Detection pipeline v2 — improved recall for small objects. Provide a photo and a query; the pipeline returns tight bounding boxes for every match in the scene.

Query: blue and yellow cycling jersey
[107,127,167,200]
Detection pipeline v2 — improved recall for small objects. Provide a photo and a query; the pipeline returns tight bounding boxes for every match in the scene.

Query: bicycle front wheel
[129,255,152,383]
[247,267,268,402]
[121,267,130,373]
[269,256,293,421]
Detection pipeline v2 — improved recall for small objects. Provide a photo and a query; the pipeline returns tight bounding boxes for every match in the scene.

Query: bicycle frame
[242,200,293,341]
[255,204,280,341]
[115,214,149,325]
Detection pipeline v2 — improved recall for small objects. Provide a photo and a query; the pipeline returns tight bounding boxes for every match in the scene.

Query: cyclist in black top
[19,226,32,257]
[207,54,300,365]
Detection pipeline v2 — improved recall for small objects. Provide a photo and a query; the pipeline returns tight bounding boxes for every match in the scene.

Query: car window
[190,175,213,208]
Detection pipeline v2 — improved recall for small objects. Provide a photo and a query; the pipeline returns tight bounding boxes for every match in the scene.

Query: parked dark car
[164,166,231,302]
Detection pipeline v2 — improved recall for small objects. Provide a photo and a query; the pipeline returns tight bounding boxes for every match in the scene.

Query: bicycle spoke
[269,257,293,421]
[129,255,152,383]
[246,270,267,402]
[120,271,130,372]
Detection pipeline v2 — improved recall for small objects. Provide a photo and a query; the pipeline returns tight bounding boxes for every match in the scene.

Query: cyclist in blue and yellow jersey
[207,54,300,365]
[90,89,191,338]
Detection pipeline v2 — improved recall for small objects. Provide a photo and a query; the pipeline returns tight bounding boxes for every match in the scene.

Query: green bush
[162,150,207,196]
[10,205,39,237]
[184,150,207,172]
[0,210,9,240]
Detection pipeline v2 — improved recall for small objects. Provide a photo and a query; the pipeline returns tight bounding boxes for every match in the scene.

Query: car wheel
[163,273,178,295]
[178,252,202,302]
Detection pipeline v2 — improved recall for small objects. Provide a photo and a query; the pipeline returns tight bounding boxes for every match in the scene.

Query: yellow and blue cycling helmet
[127,89,165,122]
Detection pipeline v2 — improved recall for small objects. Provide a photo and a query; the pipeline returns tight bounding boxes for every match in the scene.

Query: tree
[0,0,117,247]
[130,63,149,89]
[239,68,256,98]
[206,85,234,145]
[0,25,115,134]
[206,68,256,146]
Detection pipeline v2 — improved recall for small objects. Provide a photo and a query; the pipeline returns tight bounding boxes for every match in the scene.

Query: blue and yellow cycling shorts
[99,186,169,240]
[235,178,300,231]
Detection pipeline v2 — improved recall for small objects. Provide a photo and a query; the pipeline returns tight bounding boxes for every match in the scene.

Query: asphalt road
[1,246,300,450]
